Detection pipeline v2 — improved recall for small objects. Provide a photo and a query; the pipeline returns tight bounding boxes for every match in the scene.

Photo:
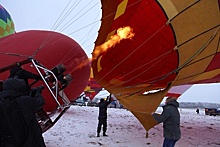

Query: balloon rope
[175,27,220,72]
[68,20,100,36]
[178,25,220,48]
[169,0,200,21]
[80,12,100,46]
[101,27,220,92]
[52,1,100,64]
[104,50,173,90]
[37,0,80,50]
[0,52,29,58]
[51,0,79,31]
[58,46,80,65]
[32,1,100,62]
[32,1,100,68]
[95,24,167,84]
[159,27,220,85]
[59,1,96,33]
[95,0,220,92]
[59,2,101,64]
[145,27,220,85]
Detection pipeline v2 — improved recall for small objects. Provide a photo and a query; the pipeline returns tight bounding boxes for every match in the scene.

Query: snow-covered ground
[43,106,220,147]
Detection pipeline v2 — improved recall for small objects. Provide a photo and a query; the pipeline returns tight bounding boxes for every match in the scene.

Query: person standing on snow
[97,94,112,137]
[196,108,199,114]
[152,97,181,147]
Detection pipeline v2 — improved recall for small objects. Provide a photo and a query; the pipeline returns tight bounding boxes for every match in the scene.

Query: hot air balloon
[92,0,220,133]
[0,30,90,131]
[84,67,102,101]
[0,5,15,38]
[166,85,192,98]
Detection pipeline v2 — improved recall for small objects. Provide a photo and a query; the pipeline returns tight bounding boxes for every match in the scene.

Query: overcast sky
[1,0,101,58]
[1,0,220,104]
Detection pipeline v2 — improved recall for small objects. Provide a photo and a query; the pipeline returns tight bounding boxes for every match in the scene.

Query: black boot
[103,133,108,137]
[97,133,100,137]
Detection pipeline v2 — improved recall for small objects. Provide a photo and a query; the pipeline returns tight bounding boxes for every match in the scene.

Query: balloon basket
[37,106,70,133]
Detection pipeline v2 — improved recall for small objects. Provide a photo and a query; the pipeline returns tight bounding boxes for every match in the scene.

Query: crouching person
[0,78,46,147]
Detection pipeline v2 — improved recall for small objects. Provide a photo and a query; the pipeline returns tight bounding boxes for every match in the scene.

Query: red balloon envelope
[0,30,90,112]
[92,0,220,131]
[84,67,102,101]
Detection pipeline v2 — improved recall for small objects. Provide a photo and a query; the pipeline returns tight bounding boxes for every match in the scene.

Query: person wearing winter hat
[152,97,181,147]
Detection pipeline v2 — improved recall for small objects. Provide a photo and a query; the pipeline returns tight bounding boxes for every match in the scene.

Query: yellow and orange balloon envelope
[92,0,220,131]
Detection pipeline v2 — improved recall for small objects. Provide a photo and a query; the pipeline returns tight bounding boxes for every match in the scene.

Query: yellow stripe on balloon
[191,69,220,83]
[97,55,103,72]
[114,0,128,20]
[157,0,178,20]
[97,0,128,72]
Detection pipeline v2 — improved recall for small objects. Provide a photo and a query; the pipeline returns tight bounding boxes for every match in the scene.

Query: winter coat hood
[153,99,181,140]
[2,78,30,97]
[164,99,179,108]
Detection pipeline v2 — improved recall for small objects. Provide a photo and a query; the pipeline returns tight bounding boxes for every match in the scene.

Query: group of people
[0,64,46,147]
[97,95,181,147]
[0,64,181,147]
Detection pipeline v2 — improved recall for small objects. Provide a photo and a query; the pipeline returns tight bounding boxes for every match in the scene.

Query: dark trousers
[97,117,107,134]
[163,138,178,147]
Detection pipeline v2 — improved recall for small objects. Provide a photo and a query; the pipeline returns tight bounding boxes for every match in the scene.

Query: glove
[32,85,44,94]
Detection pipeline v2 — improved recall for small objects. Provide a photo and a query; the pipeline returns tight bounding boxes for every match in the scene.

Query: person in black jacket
[9,63,42,91]
[97,94,112,137]
[152,97,181,147]
[1,78,46,147]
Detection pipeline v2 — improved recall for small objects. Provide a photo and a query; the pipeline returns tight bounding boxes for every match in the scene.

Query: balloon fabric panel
[92,0,220,132]
[0,5,15,38]
[0,30,90,112]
